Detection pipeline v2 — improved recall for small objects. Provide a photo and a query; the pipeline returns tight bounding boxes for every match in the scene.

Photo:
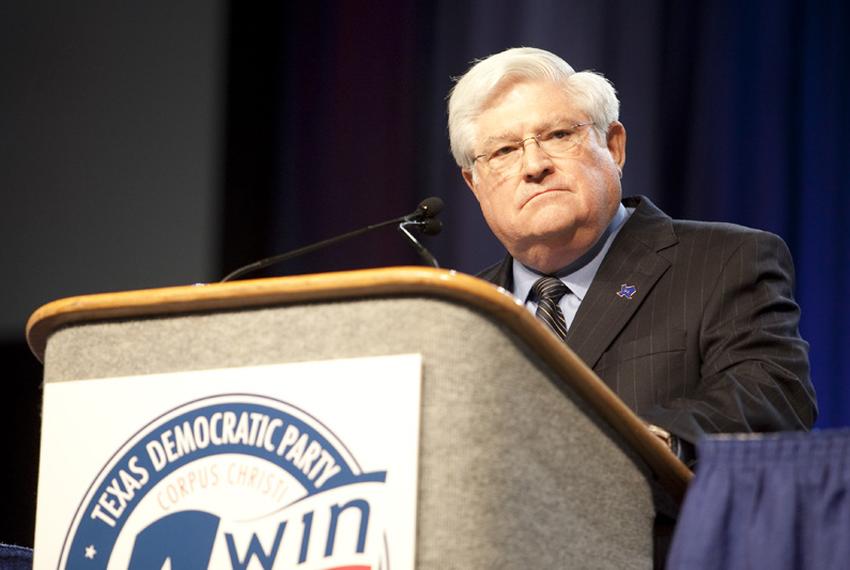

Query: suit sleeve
[641,230,817,444]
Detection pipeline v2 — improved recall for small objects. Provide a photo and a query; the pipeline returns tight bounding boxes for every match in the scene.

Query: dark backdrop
[224,0,848,425]
[0,0,222,547]
[3,0,847,548]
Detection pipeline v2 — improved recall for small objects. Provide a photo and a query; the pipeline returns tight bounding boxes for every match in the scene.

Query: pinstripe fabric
[477,196,817,444]
[531,276,570,341]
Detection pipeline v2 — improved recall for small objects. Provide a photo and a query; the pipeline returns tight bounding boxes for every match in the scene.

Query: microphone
[409,196,443,220]
[221,197,445,282]
[398,197,443,269]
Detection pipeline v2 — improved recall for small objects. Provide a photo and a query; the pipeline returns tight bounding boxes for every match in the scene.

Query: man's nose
[521,139,554,183]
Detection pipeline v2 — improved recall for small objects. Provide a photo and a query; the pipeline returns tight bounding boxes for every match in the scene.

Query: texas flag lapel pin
[616,283,637,300]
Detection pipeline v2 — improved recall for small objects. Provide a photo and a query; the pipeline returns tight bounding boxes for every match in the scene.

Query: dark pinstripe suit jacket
[478,195,817,444]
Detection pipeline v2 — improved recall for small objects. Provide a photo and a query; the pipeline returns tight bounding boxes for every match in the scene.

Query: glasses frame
[472,121,596,173]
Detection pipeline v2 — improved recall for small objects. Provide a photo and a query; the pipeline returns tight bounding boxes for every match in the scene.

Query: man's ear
[462,169,480,202]
[606,121,626,169]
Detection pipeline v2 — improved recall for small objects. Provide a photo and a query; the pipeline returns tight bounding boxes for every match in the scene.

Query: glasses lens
[484,124,591,174]
[487,146,521,172]
[538,125,588,156]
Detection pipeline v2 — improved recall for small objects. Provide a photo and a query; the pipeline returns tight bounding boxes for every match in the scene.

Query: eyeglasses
[473,121,595,175]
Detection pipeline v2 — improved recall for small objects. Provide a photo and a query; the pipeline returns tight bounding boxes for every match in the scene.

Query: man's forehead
[474,80,585,134]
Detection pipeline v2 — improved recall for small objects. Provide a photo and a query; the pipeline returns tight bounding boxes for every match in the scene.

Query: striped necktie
[531,276,570,342]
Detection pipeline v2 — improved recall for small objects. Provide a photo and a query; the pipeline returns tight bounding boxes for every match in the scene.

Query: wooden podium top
[26,266,692,500]
[27,267,525,361]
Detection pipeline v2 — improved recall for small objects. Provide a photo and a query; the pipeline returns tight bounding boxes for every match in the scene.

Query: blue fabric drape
[0,544,32,570]
[668,431,850,569]
[794,1,850,427]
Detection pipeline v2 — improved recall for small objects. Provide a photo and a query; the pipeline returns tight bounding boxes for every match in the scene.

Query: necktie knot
[531,276,569,304]
[531,276,570,341]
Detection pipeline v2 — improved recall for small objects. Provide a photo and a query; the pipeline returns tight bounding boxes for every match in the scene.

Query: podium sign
[34,354,422,569]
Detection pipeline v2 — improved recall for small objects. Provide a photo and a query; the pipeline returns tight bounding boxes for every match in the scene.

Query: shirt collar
[512,203,631,304]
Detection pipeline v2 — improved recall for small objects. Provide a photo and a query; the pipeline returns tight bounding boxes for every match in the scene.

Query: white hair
[447,47,620,170]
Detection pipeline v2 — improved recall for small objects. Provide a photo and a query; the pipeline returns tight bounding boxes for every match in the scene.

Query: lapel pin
[616,284,637,300]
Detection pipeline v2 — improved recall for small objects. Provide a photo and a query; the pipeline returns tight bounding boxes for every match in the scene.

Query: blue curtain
[668,431,850,569]
[227,0,849,427]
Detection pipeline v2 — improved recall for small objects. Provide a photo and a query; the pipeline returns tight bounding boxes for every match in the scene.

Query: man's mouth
[521,188,568,208]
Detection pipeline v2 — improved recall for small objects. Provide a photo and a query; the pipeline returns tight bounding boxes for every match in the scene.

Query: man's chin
[510,233,575,268]
[520,216,580,242]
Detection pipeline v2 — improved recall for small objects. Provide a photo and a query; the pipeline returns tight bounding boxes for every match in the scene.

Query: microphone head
[419,218,443,236]
[416,196,444,219]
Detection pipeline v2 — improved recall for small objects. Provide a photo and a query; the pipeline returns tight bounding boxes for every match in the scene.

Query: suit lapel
[476,255,514,290]
[565,196,678,369]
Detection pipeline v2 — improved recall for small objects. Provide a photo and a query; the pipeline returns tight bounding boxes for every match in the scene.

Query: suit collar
[476,254,514,290]
[619,195,678,254]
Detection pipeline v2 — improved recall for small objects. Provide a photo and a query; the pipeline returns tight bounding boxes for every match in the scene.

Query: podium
[27,267,691,569]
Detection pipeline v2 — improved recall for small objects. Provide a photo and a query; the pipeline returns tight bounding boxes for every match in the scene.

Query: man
[447,47,816,456]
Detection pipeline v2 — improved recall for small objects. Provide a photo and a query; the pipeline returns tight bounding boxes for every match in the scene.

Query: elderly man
[448,47,816,457]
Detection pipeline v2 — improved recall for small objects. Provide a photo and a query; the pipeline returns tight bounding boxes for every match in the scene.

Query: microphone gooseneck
[221,197,445,282]
[398,216,442,268]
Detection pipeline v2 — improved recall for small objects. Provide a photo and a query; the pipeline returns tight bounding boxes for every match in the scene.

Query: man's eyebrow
[480,116,579,146]
[481,131,519,146]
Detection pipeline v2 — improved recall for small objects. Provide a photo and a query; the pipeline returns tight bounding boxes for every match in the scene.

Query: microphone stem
[398,222,440,268]
[221,216,405,282]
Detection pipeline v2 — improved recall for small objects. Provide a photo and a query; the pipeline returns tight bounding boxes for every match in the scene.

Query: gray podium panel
[45,296,656,568]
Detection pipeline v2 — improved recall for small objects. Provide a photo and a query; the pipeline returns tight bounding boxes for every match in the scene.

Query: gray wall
[0,2,224,339]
